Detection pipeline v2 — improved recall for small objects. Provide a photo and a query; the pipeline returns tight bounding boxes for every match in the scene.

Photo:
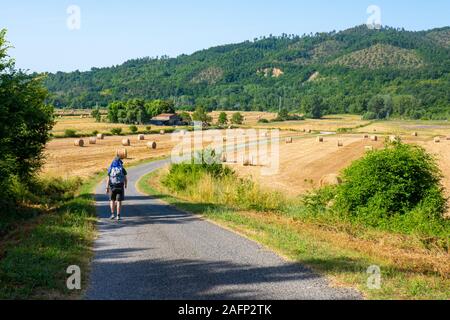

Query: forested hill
[45,25,450,119]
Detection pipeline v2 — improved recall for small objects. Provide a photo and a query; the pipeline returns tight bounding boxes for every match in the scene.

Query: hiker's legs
[110,200,116,215]
[116,201,122,217]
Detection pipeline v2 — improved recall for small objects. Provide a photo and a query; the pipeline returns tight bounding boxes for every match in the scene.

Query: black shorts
[110,187,125,202]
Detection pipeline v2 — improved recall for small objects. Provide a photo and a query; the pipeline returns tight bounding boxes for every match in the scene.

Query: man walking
[106,157,128,221]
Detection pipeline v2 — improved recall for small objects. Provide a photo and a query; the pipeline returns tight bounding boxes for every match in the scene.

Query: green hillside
[44,25,450,119]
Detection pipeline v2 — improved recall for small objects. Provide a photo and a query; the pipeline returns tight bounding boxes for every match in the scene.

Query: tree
[179,111,192,124]
[145,99,175,118]
[301,95,324,119]
[218,112,228,125]
[91,107,102,122]
[231,112,244,125]
[192,106,212,124]
[0,29,54,208]
[129,125,138,133]
[367,95,393,119]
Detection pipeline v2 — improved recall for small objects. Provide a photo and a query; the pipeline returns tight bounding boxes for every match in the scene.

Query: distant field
[254,114,371,132]
[355,120,450,137]
[51,116,176,136]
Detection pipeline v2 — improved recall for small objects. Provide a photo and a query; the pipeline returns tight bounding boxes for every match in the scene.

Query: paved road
[85,159,361,300]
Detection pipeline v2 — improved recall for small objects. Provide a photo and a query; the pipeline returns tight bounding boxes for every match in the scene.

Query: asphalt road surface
[85,159,361,300]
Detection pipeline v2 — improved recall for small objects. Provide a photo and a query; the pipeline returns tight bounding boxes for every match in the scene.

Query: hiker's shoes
[110,214,115,220]
[116,216,121,221]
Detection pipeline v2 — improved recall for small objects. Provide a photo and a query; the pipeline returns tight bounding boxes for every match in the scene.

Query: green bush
[162,150,233,192]
[258,118,270,124]
[129,125,138,133]
[110,127,122,135]
[334,141,448,233]
[64,129,78,138]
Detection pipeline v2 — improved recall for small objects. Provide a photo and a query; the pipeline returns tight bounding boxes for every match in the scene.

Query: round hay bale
[242,157,251,167]
[97,133,104,140]
[412,132,418,137]
[286,137,293,144]
[363,134,369,139]
[370,135,378,142]
[365,146,374,152]
[138,134,145,141]
[446,136,450,141]
[116,149,128,159]
[147,141,157,149]
[434,137,441,143]
[337,140,343,147]
[89,137,97,145]
[320,174,342,187]
[74,139,84,147]
[317,137,324,143]
[307,129,312,133]
[122,138,131,146]
[160,130,165,135]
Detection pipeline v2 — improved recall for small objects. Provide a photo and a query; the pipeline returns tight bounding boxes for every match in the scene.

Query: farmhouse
[150,113,182,126]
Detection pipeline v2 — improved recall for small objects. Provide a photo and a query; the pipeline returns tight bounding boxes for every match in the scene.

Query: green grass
[138,170,450,300]
[0,172,105,300]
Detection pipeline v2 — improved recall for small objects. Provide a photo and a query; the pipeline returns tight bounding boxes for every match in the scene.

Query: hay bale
[317,137,324,143]
[370,135,378,142]
[363,134,369,139]
[147,141,157,149]
[89,137,97,145]
[116,149,128,159]
[160,130,165,135]
[138,134,145,141]
[223,136,227,142]
[365,146,374,152]
[434,137,441,143]
[412,132,418,137]
[74,139,84,147]
[446,136,450,141]
[319,174,342,187]
[307,129,312,133]
[286,137,293,144]
[242,157,251,166]
[97,133,104,140]
[122,138,131,146]
[337,140,343,147]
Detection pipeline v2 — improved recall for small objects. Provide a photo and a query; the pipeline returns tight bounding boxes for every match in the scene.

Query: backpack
[109,160,125,186]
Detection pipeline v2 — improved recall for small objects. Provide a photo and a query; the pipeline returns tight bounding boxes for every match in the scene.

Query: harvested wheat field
[355,120,450,137]
[253,114,370,132]
[228,135,384,196]
[52,116,176,136]
[42,133,180,178]
[208,111,277,125]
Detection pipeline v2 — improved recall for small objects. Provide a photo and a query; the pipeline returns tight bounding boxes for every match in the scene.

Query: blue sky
[1,0,449,73]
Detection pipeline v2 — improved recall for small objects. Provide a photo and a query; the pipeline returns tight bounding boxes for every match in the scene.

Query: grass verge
[138,169,449,300]
[0,172,105,300]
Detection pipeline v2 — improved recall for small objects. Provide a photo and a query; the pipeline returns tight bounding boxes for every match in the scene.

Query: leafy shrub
[129,125,138,133]
[64,129,78,138]
[110,127,123,135]
[92,130,99,136]
[162,152,233,192]
[258,118,269,124]
[334,141,448,232]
